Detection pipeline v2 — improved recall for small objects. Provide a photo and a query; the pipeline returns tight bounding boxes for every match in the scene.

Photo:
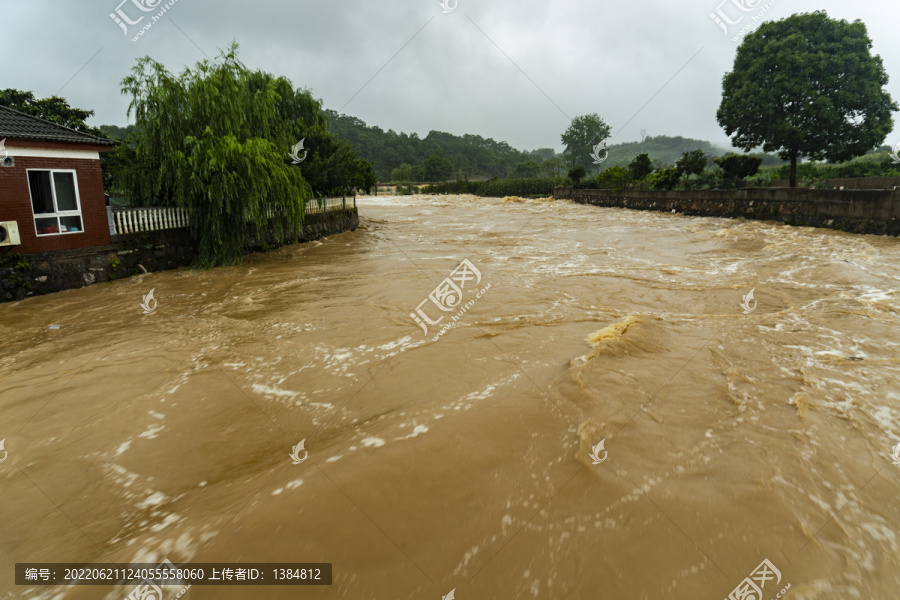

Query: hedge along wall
[554,187,900,236]
[0,208,359,303]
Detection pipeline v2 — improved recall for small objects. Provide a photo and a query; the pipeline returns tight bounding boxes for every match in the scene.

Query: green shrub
[596,166,632,190]
[646,167,681,190]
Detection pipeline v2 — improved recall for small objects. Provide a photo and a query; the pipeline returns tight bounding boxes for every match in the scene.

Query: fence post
[343,196,346,210]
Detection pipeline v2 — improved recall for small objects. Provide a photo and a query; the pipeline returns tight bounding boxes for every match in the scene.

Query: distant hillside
[326,110,537,181]
[99,115,791,183]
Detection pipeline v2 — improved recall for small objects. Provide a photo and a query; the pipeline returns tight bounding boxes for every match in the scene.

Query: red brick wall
[0,155,111,254]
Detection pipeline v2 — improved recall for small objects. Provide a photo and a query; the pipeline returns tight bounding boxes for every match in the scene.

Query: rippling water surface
[2,194,900,599]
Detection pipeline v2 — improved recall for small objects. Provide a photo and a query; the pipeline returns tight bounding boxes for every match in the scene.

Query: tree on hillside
[541,156,564,178]
[423,151,453,181]
[391,163,414,182]
[120,43,369,268]
[561,113,611,170]
[510,161,540,178]
[628,153,653,180]
[717,11,897,187]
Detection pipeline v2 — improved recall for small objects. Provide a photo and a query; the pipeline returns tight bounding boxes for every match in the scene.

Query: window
[27,170,83,236]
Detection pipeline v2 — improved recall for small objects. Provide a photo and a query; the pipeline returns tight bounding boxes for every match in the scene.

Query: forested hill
[325,109,782,181]
[325,110,541,181]
[601,136,728,170]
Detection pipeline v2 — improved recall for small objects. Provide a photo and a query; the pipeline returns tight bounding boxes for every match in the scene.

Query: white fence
[110,196,355,235]
[111,207,190,235]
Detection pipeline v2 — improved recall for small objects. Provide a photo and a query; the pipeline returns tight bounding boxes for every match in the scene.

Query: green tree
[596,166,632,190]
[628,153,653,180]
[646,167,681,190]
[717,11,897,187]
[0,89,106,137]
[541,156,564,178]
[302,133,376,196]
[120,45,325,268]
[511,160,540,178]
[423,151,453,181]
[675,149,708,177]
[714,154,764,182]
[561,113,612,169]
[568,166,586,184]
[391,163,414,182]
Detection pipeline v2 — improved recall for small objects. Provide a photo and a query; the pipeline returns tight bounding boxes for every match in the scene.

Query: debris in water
[48,324,60,329]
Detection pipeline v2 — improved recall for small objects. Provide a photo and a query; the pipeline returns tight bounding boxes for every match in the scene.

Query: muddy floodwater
[2,194,900,599]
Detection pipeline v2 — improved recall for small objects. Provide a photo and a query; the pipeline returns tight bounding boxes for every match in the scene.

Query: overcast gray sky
[4,0,899,153]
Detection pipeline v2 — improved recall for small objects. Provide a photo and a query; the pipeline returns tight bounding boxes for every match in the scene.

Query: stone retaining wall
[554,187,900,236]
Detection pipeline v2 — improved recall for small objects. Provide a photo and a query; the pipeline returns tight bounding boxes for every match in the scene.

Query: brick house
[0,105,115,254]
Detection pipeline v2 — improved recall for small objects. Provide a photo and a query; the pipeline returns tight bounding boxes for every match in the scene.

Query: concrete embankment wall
[0,209,359,303]
[554,187,900,236]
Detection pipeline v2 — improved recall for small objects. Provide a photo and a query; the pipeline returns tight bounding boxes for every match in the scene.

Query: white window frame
[26,168,84,236]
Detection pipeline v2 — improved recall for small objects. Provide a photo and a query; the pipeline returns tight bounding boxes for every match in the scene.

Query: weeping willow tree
[120,43,328,268]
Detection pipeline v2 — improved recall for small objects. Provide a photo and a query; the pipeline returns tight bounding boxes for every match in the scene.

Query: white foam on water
[361,437,385,448]
[149,513,182,532]
[139,424,165,439]
[252,383,301,400]
[137,491,168,509]
[398,425,429,440]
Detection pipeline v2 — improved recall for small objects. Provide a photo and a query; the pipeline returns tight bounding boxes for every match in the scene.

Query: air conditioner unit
[0,156,14,167]
[0,221,21,246]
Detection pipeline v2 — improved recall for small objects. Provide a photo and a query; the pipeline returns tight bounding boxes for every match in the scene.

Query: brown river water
[2,194,900,600]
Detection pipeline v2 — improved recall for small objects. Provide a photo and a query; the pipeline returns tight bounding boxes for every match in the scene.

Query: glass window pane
[35,217,59,235]
[60,216,82,233]
[53,172,78,212]
[28,171,54,214]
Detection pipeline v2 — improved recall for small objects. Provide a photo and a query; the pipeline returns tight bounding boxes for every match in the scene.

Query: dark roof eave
[1,133,118,146]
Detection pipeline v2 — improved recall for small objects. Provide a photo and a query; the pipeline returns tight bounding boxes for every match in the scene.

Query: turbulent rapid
[2,193,899,599]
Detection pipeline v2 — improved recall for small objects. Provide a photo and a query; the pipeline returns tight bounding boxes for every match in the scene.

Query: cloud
[4,0,898,152]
